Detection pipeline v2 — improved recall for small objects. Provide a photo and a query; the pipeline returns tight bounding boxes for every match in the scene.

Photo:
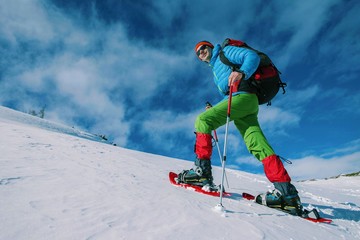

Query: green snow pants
[195,93,275,161]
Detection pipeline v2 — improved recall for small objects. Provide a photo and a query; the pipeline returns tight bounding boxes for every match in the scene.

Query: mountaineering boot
[257,155,302,215]
[274,182,301,206]
[177,133,214,187]
[256,182,302,215]
[177,158,213,187]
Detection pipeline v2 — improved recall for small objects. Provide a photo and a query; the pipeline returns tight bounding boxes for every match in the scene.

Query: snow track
[1,106,360,240]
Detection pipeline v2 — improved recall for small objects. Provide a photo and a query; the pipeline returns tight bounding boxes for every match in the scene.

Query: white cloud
[0,0,56,45]
[234,155,262,167]
[287,151,360,181]
[271,0,341,67]
[321,138,360,158]
[138,109,201,157]
[258,106,300,134]
[318,2,360,74]
[142,110,197,136]
[0,0,197,147]
[280,85,320,109]
[257,85,320,135]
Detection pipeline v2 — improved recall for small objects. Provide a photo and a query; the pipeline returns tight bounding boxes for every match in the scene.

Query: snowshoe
[256,182,303,216]
[177,158,213,186]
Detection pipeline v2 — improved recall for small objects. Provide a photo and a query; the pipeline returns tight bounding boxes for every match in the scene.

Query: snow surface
[0,106,360,240]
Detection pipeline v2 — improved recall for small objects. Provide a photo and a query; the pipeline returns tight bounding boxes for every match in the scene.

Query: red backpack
[219,38,286,105]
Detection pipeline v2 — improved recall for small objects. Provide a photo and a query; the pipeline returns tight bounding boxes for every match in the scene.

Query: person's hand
[228,71,243,87]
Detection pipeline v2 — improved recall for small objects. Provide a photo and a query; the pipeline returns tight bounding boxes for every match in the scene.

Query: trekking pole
[216,83,236,210]
[206,102,229,189]
[213,129,230,189]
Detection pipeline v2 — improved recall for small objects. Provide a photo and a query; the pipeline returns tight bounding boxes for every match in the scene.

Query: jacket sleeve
[223,46,260,80]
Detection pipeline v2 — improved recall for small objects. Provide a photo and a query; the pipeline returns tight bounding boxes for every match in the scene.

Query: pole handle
[227,84,234,116]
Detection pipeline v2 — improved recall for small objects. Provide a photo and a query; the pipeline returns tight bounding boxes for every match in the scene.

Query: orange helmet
[194,41,214,52]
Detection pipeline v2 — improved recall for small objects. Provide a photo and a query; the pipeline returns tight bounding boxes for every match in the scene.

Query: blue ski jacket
[208,44,260,98]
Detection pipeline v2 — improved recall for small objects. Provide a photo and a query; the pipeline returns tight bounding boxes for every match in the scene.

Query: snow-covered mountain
[1,106,359,240]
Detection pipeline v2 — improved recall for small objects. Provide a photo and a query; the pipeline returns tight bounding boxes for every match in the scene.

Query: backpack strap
[219,38,240,71]
[219,38,249,74]
[219,51,239,72]
[218,50,256,95]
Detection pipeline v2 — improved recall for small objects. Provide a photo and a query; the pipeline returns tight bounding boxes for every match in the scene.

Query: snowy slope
[0,106,359,240]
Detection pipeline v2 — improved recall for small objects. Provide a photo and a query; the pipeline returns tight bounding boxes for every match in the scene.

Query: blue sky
[1,0,359,180]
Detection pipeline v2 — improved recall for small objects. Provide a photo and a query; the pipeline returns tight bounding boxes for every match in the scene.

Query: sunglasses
[196,45,208,56]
